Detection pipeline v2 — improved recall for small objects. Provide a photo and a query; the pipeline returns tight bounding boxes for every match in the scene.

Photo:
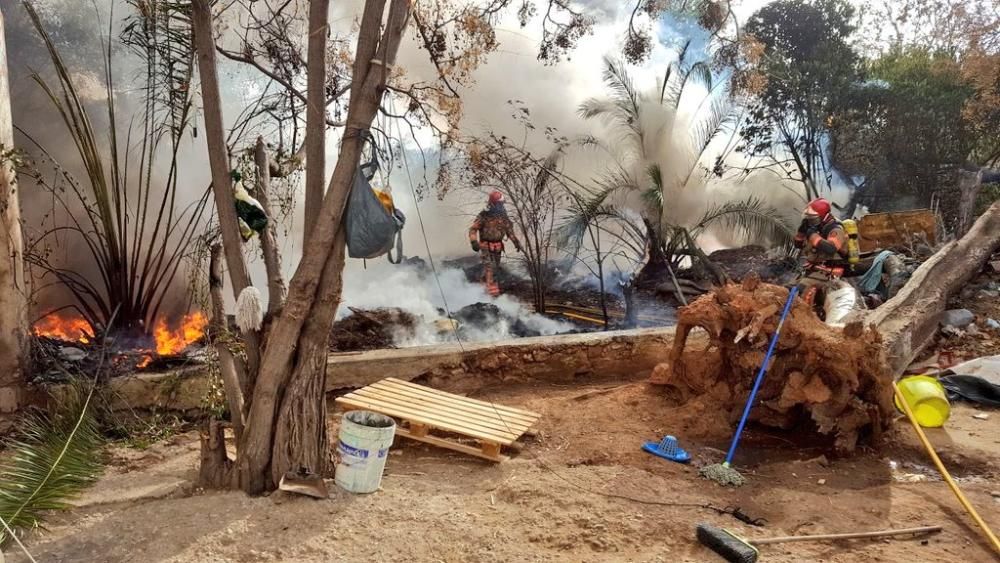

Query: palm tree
[578,47,790,282]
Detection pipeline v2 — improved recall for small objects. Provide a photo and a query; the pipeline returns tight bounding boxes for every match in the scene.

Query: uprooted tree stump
[650,277,894,452]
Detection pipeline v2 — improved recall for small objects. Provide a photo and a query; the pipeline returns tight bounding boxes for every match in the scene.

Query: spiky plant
[578,47,787,276]
[0,382,103,548]
[20,1,209,338]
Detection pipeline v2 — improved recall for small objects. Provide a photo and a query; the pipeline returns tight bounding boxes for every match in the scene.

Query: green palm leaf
[0,383,103,547]
[692,196,794,247]
[557,186,616,252]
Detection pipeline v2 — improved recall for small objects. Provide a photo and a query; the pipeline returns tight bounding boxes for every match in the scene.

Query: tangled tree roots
[650,277,894,452]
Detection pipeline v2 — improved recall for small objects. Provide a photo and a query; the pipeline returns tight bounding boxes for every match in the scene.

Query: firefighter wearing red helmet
[468,190,523,296]
[794,197,849,305]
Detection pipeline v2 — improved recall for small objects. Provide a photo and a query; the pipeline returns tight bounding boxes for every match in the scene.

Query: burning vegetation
[32,311,209,376]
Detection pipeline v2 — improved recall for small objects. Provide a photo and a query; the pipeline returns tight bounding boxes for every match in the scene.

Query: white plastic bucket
[335,410,396,493]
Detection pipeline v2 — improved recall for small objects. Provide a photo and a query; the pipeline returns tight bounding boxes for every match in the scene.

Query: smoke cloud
[8,0,834,329]
[339,260,572,346]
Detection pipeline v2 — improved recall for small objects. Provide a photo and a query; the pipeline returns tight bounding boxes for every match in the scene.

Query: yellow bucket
[894,375,950,428]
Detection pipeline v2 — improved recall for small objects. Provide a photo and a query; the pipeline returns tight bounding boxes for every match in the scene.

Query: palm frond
[681,61,713,92]
[603,56,640,122]
[0,383,103,546]
[532,149,563,197]
[579,57,644,147]
[577,98,616,121]
[692,196,793,247]
[690,96,735,160]
[646,163,663,190]
[557,186,616,252]
[643,164,664,212]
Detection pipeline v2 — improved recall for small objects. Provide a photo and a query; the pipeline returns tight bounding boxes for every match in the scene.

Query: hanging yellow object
[842,219,861,265]
[374,189,395,215]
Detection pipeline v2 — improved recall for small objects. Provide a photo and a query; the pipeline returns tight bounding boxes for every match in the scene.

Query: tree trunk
[209,243,246,442]
[199,419,232,487]
[868,200,1000,374]
[270,230,344,483]
[190,0,412,494]
[955,167,983,237]
[253,137,286,314]
[620,277,638,329]
[191,0,261,383]
[0,9,27,430]
[637,218,668,283]
[303,0,330,244]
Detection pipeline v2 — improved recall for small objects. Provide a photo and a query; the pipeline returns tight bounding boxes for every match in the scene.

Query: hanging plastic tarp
[344,143,405,263]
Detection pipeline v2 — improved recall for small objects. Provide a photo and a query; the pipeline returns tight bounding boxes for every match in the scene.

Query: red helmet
[804,198,831,219]
[488,190,504,205]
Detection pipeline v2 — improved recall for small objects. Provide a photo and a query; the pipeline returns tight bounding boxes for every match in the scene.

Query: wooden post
[0,7,28,430]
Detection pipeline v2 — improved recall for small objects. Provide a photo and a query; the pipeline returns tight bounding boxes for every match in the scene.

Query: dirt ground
[8,374,999,563]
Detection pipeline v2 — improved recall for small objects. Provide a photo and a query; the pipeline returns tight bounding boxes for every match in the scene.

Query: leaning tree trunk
[0,9,27,431]
[191,0,261,386]
[267,0,412,487]
[193,0,413,494]
[209,243,247,441]
[868,200,1000,374]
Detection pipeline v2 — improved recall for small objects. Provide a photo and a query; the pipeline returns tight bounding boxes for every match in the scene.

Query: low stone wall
[326,327,677,393]
[68,327,676,413]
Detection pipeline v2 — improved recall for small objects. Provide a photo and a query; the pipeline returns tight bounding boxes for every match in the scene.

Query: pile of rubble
[329,308,419,352]
[30,335,207,383]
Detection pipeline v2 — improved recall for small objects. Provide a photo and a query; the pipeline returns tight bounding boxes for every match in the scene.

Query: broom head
[696,523,758,563]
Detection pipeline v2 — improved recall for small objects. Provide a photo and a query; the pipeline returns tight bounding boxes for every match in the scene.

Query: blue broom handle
[724,286,799,466]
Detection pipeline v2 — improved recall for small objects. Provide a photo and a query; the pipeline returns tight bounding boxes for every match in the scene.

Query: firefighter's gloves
[797,219,816,237]
[471,240,481,252]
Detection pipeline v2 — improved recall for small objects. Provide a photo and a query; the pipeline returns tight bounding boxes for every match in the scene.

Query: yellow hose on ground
[892,381,1000,555]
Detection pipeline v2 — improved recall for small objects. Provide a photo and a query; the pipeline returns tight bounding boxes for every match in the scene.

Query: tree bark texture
[253,137,286,314]
[190,0,412,494]
[0,8,27,429]
[209,243,246,443]
[956,167,983,237]
[868,200,1000,374]
[304,0,330,244]
[191,0,262,383]
[269,230,344,483]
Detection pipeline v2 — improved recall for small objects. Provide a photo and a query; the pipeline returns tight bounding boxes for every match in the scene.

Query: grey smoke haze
[6,0,830,325]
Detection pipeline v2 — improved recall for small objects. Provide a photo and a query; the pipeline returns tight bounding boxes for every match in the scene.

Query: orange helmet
[488,190,504,205]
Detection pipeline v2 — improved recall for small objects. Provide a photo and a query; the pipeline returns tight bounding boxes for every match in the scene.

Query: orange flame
[152,312,209,356]
[33,314,93,343]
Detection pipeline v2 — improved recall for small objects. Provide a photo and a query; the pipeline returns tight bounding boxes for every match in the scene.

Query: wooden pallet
[335,378,540,462]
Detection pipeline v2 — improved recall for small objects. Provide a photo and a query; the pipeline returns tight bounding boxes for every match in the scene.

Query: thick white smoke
[339,260,572,346]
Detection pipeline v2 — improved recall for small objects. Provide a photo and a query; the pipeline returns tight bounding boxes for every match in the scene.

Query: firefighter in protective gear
[794,198,849,307]
[469,190,523,296]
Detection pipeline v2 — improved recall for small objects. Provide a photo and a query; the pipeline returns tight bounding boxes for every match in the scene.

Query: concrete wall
[67,327,676,413]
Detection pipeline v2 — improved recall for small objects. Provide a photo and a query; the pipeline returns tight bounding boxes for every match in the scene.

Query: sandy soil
[7,374,999,563]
